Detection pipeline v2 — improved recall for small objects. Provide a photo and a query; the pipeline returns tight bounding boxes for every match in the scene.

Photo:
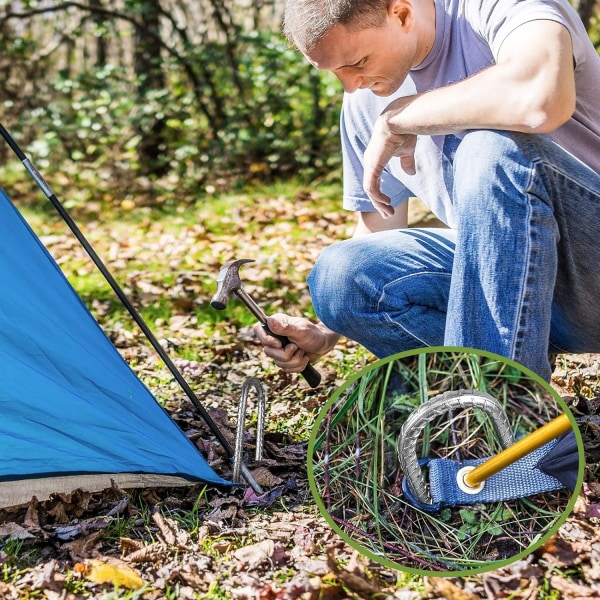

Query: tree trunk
[131,0,169,176]
[573,0,597,29]
[89,0,107,67]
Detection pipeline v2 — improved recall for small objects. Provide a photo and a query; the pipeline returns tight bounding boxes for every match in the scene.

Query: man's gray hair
[283,0,389,51]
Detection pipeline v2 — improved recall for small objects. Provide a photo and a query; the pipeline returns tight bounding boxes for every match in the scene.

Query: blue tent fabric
[0,189,229,504]
[537,431,579,491]
[427,440,564,506]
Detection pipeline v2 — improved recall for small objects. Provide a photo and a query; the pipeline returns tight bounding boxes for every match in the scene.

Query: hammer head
[210,258,255,310]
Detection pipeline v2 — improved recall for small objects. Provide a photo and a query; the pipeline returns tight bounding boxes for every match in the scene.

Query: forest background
[0,0,593,200]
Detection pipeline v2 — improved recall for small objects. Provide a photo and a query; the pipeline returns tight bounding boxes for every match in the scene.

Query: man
[255,0,600,381]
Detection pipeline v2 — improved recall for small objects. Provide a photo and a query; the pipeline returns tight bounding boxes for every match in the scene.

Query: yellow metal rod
[463,413,572,488]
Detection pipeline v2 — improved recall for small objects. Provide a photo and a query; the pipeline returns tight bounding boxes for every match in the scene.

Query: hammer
[211,259,321,388]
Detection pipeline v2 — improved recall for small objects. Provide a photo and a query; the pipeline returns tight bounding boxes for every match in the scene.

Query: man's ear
[388,0,414,30]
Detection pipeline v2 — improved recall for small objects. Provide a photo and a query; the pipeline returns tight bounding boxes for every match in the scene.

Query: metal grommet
[397,390,514,506]
[456,465,485,494]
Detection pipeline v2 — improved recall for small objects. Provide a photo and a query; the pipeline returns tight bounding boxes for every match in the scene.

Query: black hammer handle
[233,289,321,388]
[212,280,322,389]
[261,324,322,388]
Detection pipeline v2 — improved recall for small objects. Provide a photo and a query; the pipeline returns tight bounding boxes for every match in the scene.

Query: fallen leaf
[23,497,41,530]
[587,504,600,518]
[234,539,275,567]
[120,536,145,556]
[0,522,36,541]
[249,466,284,487]
[293,525,317,554]
[426,577,482,600]
[54,519,108,541]
[482,558,543,599]
[75,557,144,589]
[549,575,600,599]
[152,511,192,549]
[63,530,105,561]
[326,547,389,598]
[124,541,170,564]
[178,556,215,590]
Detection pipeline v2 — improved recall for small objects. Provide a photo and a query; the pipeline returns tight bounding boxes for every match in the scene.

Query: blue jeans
[308,131,600,381]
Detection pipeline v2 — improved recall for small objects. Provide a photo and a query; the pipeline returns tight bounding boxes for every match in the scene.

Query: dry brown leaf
[0,522,36,540]
[178,557,215,590]
[211,539,237,554]
[63,529,105,561]
[298,558,330,576]
[326,547,389,598]
[14,558,67,594]
[541,536,590,568]
[46,489,92,523]
[75,557,145,589]
[549,575,600,599]
[152,511,192,549]
[23,497,41,530]
[250,466,284,487]
[426,577,482,600]
[293,525,317,554]
[0,581,17,600]
[209,504,239,522]
[481,558,543,600]
[120,536,145,556]
[233,539,275,567]
[124,541,170,563]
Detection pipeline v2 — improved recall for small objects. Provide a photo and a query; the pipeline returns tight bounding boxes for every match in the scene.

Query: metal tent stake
[398,390,514,505]
[232,378,266,493]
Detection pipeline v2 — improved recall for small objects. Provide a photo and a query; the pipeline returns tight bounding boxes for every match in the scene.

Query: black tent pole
[0,122,262,494]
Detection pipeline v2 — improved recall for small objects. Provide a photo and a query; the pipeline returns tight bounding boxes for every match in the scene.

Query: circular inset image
[307,347,583,575]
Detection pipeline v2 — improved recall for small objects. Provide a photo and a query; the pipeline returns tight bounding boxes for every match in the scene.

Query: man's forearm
[379,22,575,137]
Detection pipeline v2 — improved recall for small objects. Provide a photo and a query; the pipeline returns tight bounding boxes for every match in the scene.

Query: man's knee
[308,230,456,335]
[307,240,366,331]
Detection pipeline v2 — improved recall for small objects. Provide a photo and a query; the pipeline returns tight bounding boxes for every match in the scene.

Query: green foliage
[0,24,342,203]
[588,13,600,47]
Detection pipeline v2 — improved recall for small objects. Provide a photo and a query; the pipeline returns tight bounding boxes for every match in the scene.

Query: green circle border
[306,345,585,577]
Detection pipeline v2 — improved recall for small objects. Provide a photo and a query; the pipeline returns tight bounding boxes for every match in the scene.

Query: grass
[309,350,578,575]
[10,178,344,365]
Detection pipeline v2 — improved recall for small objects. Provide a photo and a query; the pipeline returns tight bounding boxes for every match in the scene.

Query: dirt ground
[0,196,598,598]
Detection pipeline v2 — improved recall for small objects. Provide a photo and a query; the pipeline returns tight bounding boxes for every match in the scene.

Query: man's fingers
[263,340,309,373]
[363,166,395,216]
[274,346,310,373]
[364,175,395,218]
[253,322,283,348]
[256,313,337,368]
[400,154,416,175]
[372,196,395,218]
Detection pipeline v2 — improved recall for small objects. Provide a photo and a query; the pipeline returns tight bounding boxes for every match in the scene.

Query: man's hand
[253,313,340,373]
[363,97,417,218]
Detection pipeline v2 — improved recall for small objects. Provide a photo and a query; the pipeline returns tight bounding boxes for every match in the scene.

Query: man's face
[302,17,419,97]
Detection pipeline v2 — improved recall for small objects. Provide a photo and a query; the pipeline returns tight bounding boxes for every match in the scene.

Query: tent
[0,188,230,509]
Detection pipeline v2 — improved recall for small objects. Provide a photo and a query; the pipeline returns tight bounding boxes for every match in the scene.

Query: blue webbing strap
[402,439,565,513]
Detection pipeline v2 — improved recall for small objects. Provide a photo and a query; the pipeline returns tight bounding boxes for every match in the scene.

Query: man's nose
[336,72,364,94]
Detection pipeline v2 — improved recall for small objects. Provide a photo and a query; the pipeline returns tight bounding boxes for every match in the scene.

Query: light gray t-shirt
[341,0,600,228]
